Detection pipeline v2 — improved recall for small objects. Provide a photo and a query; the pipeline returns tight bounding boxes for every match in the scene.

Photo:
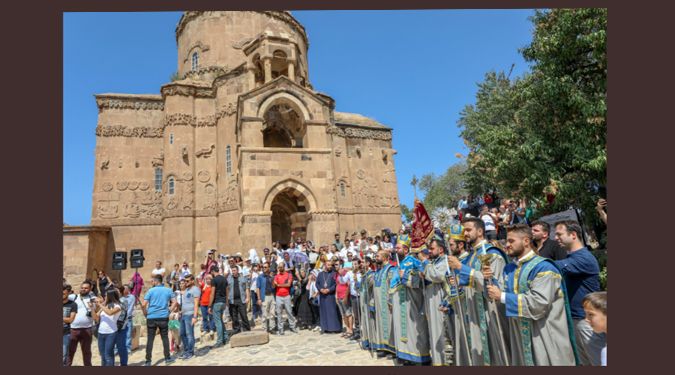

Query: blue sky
[64,10,535,225]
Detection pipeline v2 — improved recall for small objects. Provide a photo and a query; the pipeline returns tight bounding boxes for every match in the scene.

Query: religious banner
[411,199,434,252]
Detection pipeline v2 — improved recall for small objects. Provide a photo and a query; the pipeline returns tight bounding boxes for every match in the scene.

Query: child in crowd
[582,291,607,366]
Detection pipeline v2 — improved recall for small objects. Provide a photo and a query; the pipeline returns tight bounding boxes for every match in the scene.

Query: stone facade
[87,11,401,280]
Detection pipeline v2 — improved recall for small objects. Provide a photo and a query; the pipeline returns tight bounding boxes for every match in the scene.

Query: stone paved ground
[71,318,396,366]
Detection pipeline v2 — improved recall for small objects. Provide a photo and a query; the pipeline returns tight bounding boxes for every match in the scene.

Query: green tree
[400,204,413,224]
[458,9,606,222]
[418,162,468,213]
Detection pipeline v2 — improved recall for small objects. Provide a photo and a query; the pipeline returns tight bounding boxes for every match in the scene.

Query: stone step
[230,331,270,348]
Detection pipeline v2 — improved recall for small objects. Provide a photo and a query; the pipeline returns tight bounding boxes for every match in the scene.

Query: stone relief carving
[100,159,109,170]
[197,116,216,127]
[182,146,189,159]
[116,181,129,191]
[124,201,141,218]
[352,176,379,208]
[356,169,366,180]
[101,182,113,192]
[128,181,139,191]
[383,167,397,184]
[326,125,343,136]
[195,144,215,158]
[343,127,392,141]
[291,170,303,178]
[325,125,392,141]
[96,98,164,111]
[203,184,217,210]
[97,191,162,219]
[95,125,164,138]
[165,113,197,127]
[97,192,120,219]
[218,179,239,211]
[197,170,211,183]
[216,103,237,118]
[161,85,215,98]
[139,181,150,191]
[183,171,193,181]
[334,147,342,157]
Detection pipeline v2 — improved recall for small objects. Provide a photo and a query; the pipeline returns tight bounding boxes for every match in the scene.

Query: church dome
[174,11,310,82]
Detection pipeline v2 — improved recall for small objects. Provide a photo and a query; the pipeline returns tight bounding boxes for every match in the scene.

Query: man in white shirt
[152,261,166,279]
[480,205,498,241]
[67,280,97,366]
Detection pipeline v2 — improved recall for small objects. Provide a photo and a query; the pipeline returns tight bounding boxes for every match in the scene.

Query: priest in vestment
[447,217,510,366]
[485,224,577,365]
[389,234,431,364]
[420,231,452,366]
[443,224,472,366]
[316,261,342,333]
[359,260,377,351]
[372,250,396,358]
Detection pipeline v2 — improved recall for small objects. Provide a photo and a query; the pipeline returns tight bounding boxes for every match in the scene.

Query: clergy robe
[457,240,510,366]
[423,254,451,366]
[389,254,431,364]
[500,251,577,365]
[372,263,396,354]
[359,270,377,351]
[317,270,341,333]
[441,251,472,366]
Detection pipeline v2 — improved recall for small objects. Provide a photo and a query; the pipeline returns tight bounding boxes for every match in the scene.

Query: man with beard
[443,224,472,365]
[418,230,451,366]
[485,224,577,365]
[372,250,396,359]
[531,220,567,261]
[316,261,341,333]
[447,217,510,366]
[389,234,431,365]
[359,256,377,352]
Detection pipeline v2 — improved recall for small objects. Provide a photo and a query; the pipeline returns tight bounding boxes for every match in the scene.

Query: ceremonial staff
[479,254,510,366]
[363,269,375,358]
[447,264,472,366]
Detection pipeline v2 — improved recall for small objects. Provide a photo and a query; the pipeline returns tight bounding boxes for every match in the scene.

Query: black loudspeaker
[130,248,145,268]
[112,251,127,270]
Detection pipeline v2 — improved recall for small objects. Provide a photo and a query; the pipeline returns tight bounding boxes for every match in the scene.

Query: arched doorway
[262,103,306,148]
[269,187,310,248]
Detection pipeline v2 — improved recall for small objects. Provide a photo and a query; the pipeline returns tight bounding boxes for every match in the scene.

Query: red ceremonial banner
[411,199,434,252]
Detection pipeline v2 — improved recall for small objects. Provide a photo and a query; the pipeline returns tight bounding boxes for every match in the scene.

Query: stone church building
[67,11,401,280]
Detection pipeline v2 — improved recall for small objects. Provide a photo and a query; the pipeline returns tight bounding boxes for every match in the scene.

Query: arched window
[191,52,199,71]
[340,182,346,197]
[169,133,174,145]
[154,168,162,192]
[226,145,232,175]
[168,176,175,195]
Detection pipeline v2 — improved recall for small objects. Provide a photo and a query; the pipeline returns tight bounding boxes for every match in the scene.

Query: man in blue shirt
[554,220,605,366]
[141,275,176,366]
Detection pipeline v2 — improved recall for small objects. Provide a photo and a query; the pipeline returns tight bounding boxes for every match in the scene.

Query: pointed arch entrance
[263,180,317,248]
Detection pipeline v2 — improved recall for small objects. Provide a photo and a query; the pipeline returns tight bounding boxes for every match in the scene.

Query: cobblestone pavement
[71,320,396,366]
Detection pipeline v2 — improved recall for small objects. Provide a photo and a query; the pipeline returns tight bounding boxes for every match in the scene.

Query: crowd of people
[63,202,607,366]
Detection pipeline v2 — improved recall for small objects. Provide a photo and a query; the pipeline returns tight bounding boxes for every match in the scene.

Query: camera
[86,311,92,317]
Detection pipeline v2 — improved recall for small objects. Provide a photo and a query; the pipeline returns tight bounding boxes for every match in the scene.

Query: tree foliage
[418,162,468,213]
[400,204,413,224]
[458,9,607,222]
